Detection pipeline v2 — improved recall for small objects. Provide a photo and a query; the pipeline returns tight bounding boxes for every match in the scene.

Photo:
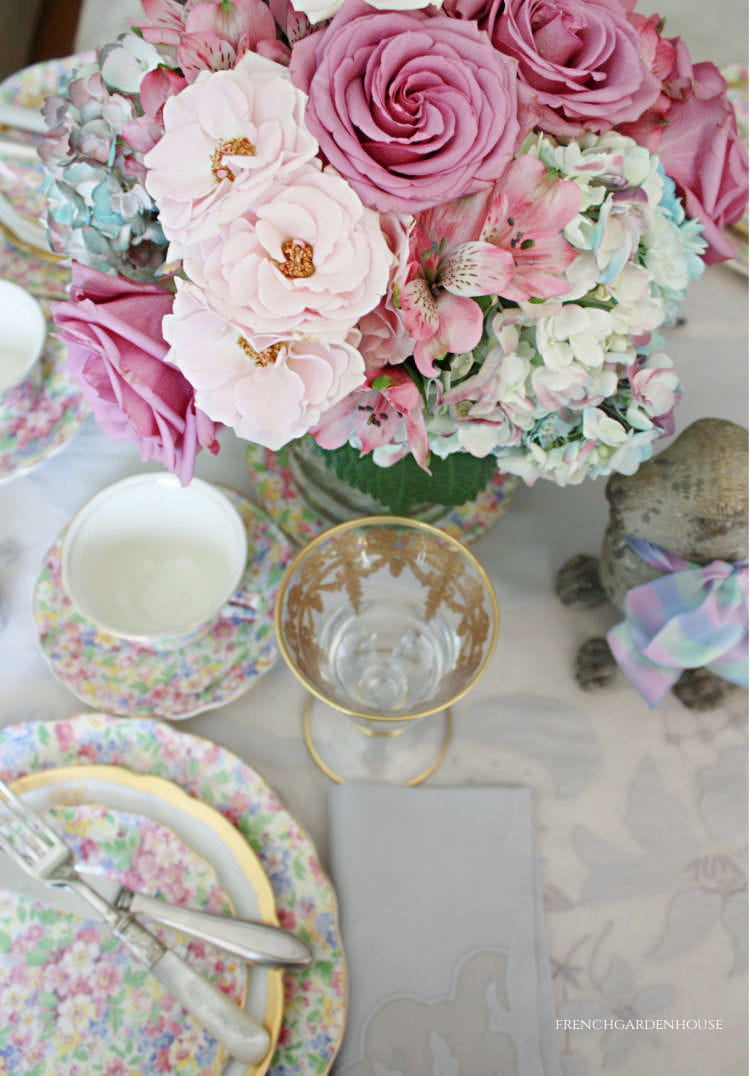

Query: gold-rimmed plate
[2,764,284,1076]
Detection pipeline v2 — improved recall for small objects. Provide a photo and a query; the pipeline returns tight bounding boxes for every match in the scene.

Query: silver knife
[1,857,311,966]
[0,859,270,1064]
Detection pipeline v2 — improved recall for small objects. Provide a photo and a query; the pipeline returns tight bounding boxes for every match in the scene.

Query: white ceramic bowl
[0,280,46,396]
[61,474,248,647]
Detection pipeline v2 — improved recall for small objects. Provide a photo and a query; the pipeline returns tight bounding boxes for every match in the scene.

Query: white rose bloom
[291,0,442,23]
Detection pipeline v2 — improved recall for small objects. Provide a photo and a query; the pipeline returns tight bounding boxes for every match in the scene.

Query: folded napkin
[328,784,560,1076]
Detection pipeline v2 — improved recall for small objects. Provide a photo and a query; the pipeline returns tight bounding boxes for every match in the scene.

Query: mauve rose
[290,0,520,213]
[52,263,220,484]
[622,58,748,265]
[488,0,660,136]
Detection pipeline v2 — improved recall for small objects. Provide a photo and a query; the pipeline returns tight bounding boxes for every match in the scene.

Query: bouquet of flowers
[43,0,747,507]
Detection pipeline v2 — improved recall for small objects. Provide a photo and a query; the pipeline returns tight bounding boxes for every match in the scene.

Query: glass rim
[273,514,500,723]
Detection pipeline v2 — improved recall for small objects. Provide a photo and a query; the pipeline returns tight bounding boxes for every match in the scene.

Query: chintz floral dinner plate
[0,764,284,1076]
[0,714,347,1074]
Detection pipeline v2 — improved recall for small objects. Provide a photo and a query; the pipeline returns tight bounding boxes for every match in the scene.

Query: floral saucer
[0,796,255,1076]
[33,488,293,719]
[0,329,87,483]
[246,443,517,546]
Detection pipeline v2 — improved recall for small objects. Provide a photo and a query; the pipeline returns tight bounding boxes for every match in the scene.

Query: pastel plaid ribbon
[606,538,749,707]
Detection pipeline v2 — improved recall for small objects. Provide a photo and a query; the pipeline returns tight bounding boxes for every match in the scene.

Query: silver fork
[0,779,270,1065]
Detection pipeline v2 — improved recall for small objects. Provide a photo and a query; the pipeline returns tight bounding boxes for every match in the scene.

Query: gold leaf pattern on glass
[282,527,491,702]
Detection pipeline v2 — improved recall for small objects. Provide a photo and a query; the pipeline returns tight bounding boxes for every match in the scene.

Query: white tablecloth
[0,260,747,1076]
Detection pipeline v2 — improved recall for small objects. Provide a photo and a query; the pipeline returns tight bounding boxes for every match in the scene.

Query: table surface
[0,245,747,1075]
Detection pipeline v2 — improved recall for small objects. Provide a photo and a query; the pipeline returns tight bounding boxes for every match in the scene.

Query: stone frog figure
[556,418,749,710]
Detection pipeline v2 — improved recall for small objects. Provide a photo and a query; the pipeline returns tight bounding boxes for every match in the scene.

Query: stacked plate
[0,712,346,1074]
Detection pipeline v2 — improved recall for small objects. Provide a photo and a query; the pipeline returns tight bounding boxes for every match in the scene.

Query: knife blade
[0,857,311,967]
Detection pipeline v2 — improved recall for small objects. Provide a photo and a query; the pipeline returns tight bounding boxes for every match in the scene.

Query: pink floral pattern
[0,327,88,483]
[32,489,291,719]
[0,714,346,1074]
[0,804,246,1075]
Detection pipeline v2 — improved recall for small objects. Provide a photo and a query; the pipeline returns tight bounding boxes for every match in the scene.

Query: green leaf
[316,960,334,984]
[370,374,394,391]
[314,442,498,515]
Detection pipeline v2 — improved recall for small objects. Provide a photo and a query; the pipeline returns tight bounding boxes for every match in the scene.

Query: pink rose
[290,0,520,213]
[52,263,220,484]
[180,165,391,338]
[622,58,748,265]
[164,283,366,449]
[489,0,660,136]
[144,52,317,247]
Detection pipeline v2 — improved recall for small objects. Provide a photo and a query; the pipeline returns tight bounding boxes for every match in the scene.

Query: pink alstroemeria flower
[479,155,582,301]
[312,367,429,469]
[134,0,289,79]
[400,155,580,377]
[399,194,512,378]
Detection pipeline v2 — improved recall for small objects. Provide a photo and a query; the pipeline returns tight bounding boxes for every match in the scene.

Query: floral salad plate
[0,714,346,1074]
[0,764,283,1076]
[32,488,292,719]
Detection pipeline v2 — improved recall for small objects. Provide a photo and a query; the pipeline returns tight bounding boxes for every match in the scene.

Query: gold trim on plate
[12,764,284,1076]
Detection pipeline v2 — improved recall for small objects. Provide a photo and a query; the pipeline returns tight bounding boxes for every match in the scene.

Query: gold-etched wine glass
[274,516,499,784]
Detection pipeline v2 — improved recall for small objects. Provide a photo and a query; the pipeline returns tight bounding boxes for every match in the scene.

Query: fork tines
[0,779,60,865]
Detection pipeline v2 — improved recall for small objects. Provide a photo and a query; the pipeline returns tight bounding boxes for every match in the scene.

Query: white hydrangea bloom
[536,305,617,373]
[99,34,164,93]
[646,212,699,296]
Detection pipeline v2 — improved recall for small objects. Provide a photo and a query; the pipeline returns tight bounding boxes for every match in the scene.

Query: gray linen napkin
[328,784,560,1076]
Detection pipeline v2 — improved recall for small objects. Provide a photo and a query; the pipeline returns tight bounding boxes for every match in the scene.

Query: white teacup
[0,280,46,399]
[61,473,249,649]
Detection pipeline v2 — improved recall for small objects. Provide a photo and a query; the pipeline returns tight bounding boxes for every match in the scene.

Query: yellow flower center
[277,239,315,279]
[237,337,283,368]
[210,137,255,183]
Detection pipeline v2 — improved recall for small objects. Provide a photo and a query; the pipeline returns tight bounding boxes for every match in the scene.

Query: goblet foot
[302,695,452,785]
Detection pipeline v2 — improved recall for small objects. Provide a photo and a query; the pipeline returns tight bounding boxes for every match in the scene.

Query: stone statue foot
[556,554,608,609]
[672,668,742,711]
[575,637,620,691]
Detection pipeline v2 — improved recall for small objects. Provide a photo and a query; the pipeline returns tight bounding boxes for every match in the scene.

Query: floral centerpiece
[43,0,747,510]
